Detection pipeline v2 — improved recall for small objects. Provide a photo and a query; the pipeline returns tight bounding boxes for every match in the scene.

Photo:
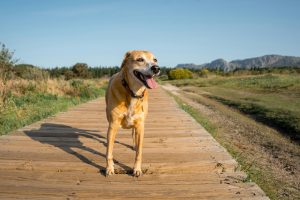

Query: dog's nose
[151,65,160,74]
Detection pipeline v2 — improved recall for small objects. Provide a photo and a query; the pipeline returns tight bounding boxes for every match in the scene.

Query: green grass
[209,95,299,139]
[218,137,278,200]
[172,94,217,137]
[169,92,280,200]
[0,81,106,135]
[169,74,300,93]
[167,74,300,141]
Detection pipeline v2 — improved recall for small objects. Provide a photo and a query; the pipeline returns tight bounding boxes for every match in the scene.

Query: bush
[64,70,75,80]
[69,79,104,99]
[72,63,91,78]
[168,68,193,80]
[0,42,18,81]
[198,68,209,78]
[14,64,49,80]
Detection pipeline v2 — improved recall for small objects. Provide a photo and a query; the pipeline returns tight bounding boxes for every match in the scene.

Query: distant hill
[176,55,300,71]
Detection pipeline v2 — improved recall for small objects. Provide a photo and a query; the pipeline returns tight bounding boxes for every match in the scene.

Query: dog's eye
[153,58,157,62]
[136,58,144,62]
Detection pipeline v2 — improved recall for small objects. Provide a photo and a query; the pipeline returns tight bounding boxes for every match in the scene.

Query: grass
[0,78,107,135]
[164,73,300,200]
[169,91,285,200]
[169,74,300,92]
[208,95,299,140]
[172,94,217,137]
[167,74,300,141]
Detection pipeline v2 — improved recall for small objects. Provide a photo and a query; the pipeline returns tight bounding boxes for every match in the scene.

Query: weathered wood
[0,87,269,199]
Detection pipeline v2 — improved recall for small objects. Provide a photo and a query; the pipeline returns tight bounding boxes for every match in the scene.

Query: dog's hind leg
[131,128,136,150]
[106,122,119,176]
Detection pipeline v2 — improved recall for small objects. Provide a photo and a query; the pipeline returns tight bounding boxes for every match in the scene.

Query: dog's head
[121,50,160,89]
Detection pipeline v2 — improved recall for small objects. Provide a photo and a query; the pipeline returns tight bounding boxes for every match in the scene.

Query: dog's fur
[105,50,159,176]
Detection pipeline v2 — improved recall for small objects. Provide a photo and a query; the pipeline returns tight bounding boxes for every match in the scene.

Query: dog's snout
[151,65,160,74]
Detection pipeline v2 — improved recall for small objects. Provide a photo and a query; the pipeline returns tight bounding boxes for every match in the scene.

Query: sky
[1,0,300,67]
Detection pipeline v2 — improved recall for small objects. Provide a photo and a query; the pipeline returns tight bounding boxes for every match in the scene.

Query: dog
[105,50,160,176]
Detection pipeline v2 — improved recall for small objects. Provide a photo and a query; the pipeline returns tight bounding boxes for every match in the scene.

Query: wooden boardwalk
[0,87,269,199]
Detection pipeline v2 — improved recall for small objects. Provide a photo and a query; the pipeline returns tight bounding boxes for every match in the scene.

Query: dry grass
[0,78,107,97]
[0,78,107,135]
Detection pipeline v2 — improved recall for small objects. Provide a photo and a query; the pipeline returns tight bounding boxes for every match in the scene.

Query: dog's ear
[121,51,132,68]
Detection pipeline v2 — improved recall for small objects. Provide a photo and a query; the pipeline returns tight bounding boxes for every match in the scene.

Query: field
[163,73,300,200]
[0,78,107,135]
[168,74,300,140]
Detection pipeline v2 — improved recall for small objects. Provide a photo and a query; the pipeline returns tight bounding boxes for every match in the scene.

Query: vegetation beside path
[0,78,107,135]
[162,76,300,200]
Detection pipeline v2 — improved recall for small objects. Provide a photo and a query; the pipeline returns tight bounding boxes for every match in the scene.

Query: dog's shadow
[24,123,133,176]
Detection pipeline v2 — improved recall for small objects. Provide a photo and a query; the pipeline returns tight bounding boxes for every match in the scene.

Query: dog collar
[121,78,145,99]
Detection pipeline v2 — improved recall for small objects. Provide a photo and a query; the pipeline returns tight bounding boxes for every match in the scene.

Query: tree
[71,63,91,78]
[0,42,19,81]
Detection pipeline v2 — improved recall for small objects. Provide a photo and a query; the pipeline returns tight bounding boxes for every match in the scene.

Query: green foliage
[0,42,18,81]
[231,74,299,91]
[0,80,106,135]
[173,95,217,136]
[88,66,120,78]
[64,70,75,80]
[169,74,300,91]
[48,66,120,80]
[210,95,300,140]
[168,68,193,80]
[0,93,75,135]
[14,64,49,80]
[198,68,209,77]
[69,79,105,99]
[210,67,300,76]
[168,74,300,141]
[72,63,91,78]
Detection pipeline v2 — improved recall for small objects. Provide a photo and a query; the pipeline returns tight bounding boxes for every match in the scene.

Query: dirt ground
[162,83,300,200]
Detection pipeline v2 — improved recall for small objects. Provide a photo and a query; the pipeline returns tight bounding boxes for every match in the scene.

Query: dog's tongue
[145,76,157,89]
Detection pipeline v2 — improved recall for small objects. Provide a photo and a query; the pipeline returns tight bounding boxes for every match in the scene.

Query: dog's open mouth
[133,70,157,89]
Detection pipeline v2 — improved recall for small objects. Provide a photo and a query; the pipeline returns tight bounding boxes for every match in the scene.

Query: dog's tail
[132,128,136,150]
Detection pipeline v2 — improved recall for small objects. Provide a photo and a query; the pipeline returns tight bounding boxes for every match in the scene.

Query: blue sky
[1,0,300,67]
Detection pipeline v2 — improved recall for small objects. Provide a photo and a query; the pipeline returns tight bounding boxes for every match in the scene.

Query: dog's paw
[106,167,115,176]
[133,168,142,177]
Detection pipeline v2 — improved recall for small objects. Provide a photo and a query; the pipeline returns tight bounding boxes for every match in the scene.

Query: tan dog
[105,50,160,176]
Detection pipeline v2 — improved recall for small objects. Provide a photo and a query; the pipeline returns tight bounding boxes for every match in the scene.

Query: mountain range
[176,55,300,71]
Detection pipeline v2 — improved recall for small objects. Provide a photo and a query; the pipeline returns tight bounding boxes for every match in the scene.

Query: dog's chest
[121,99,145,128]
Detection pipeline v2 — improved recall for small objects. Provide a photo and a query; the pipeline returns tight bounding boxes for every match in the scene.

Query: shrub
[64,70,75,80]
[69,79,103,99]
[72,63,91,78]
[14,64,49,80]
[198,68,209,78]
[0,42,18,81]
[168,68,193,80]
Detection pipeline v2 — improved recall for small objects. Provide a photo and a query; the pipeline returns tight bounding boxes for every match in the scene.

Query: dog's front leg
[133,122,144,177]
[106,122,119,176]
